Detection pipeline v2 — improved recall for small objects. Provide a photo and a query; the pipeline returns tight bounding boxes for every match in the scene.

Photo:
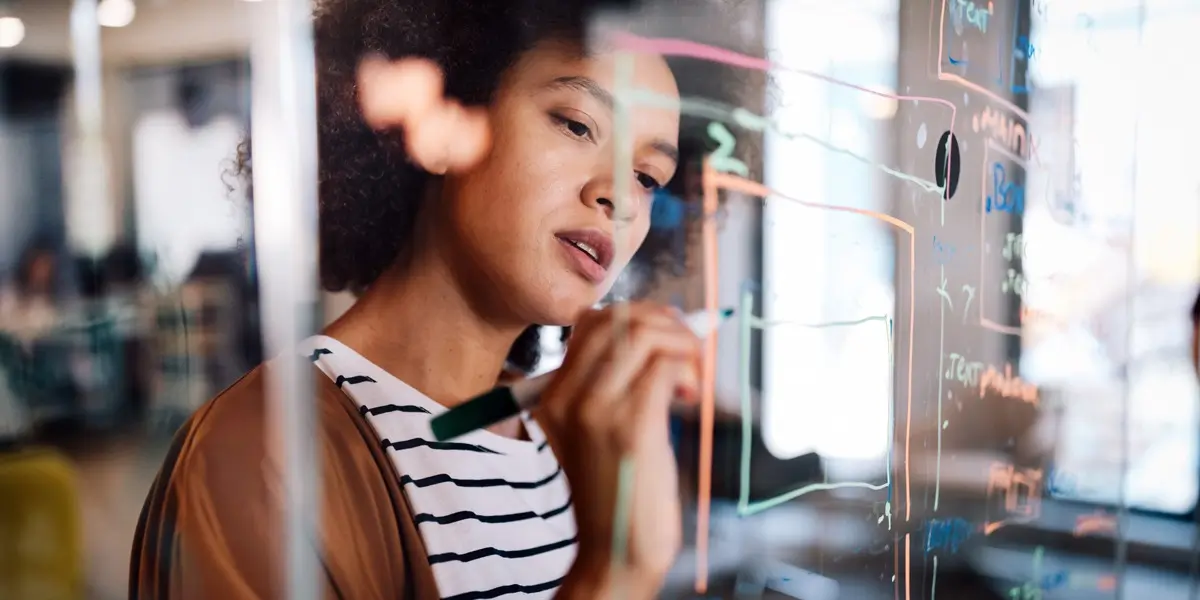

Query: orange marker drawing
[984,462,1043,534]
[978,363,1038,405]
[695,170,917,593]
[1073,512,1117,537]
[618,34,947,595]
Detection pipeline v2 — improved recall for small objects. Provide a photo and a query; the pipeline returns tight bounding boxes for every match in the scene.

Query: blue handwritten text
[925,517,974,554]
[986,162,1025,215]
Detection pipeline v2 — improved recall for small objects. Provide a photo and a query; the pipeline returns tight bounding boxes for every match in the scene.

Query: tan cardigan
[129,363,441,599]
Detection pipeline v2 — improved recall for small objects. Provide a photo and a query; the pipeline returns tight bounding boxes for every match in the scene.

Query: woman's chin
[539,303,595,327]
[529,291,603,326]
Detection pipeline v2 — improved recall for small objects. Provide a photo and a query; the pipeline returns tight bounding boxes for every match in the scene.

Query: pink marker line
[934,0,1031,120]
[614,33,960,118]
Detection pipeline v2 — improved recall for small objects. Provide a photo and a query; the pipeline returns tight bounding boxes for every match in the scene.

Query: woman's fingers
[539,302,692,587]
[587,317,700,403]
[626,355,687,438]
[357,56,442,128]
[550,303,693,407]
[673,354,702,404]
[543,311,616,406]
[356,57,492,174]
[440,102,491,172]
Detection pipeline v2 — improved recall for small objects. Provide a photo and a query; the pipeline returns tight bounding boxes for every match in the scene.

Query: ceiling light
[97,0,136,28]
[0,16,24,48]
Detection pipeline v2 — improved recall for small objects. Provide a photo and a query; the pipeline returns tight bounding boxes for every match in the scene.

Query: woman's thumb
[357,56,442,128]
[357,56,491,173]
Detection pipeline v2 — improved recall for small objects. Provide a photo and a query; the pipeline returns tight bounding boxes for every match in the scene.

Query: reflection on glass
[762,0,898,469]
[1025,0,1200,514]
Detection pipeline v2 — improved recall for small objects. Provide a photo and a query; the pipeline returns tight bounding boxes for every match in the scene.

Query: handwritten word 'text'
[945,352,985,386]
[979,363,1038,406]
[948,0,993,35]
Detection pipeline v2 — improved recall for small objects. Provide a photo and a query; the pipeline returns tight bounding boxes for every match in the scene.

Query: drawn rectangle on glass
[984,462,1043,533]
[709,173,911,521]
[978,138,1027,336]
[932,0,1031,119]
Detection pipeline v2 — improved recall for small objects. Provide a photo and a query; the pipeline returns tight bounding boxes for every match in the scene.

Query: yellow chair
[0,447,82,600]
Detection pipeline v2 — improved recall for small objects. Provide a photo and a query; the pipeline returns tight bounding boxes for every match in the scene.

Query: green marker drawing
[707,121,749,176]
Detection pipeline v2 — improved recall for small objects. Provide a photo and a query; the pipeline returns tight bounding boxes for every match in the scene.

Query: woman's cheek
[628,216,652,252]
[612,232,647,273]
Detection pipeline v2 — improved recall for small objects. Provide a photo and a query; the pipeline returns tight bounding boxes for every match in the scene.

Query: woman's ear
[357,57,491,175]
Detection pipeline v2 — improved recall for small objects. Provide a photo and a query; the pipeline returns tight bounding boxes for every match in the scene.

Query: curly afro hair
[238,0,712,374]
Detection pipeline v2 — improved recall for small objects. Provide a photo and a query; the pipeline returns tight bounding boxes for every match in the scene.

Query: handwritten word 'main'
[973,107,1038,162]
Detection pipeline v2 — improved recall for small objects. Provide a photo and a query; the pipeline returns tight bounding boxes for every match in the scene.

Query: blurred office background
[0,2,261,597]
[0,0,1197,599]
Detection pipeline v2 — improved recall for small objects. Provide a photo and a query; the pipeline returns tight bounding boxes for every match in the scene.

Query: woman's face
[25,252,55,296]
[436,41,680,326]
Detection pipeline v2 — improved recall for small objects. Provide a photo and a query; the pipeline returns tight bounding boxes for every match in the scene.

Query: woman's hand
[535,302,702,599]
[356,56,491,174]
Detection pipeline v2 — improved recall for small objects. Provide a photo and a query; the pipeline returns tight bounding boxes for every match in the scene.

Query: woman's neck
[323,261,525,409]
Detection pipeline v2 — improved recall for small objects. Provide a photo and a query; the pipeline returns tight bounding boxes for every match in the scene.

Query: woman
[130,1,701,599]
[0,241,60,347]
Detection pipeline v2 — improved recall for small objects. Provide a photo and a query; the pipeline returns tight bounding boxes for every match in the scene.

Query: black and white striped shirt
[302,336,577,600]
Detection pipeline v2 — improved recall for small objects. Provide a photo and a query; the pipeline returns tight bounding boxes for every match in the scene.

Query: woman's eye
[636,172,662,190]
[552,114,592,140]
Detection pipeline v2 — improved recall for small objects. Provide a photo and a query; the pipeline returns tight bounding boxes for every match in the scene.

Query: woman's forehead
[511,41,679,102]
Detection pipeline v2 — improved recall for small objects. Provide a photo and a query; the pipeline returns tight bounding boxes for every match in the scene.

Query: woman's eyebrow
[544,75,614,111]
[649,139,679,165]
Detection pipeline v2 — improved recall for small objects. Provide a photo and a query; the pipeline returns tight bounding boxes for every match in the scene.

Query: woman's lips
[556,237,608,283]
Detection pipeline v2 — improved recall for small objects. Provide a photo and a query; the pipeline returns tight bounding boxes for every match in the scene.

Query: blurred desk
[2,296,144,435]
